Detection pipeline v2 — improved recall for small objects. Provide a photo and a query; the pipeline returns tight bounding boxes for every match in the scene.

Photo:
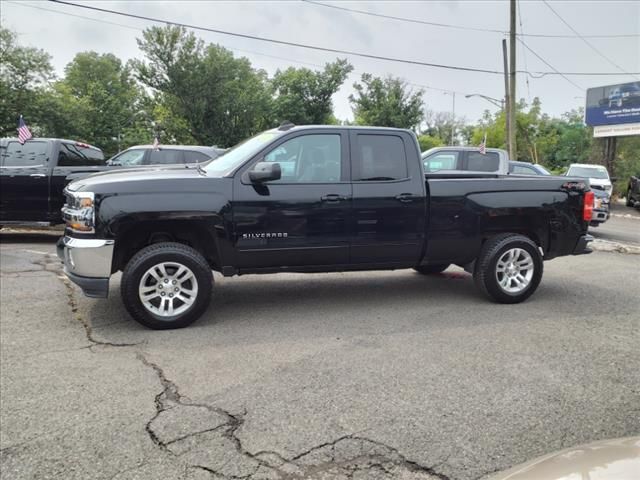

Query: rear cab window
[466,151,500,172]
[58,142,105,166]
[353,134,408,181]
[1,141,49,167]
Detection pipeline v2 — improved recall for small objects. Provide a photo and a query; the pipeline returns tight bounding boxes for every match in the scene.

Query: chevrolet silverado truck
[58,125,595,329]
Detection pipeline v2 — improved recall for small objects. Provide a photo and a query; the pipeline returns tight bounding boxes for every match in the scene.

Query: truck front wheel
[121,242,213,329]
[473,234,543,304]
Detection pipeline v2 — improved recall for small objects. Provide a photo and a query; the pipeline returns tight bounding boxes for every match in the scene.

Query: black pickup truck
[0,138,107,226]
[58,125,595,329]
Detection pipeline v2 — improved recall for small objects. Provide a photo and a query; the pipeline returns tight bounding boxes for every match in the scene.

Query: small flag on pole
[478,132,487,155]
[17,115,33,144]
[152,135,160,150]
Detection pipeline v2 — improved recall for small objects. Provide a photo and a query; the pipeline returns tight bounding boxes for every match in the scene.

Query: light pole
[443,91,456,145]
[465,93,504,110]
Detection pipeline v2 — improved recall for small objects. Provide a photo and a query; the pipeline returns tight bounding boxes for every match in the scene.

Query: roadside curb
[591,239,640,255]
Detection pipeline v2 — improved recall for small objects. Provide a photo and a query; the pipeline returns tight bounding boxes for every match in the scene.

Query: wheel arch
[110,217,224,273]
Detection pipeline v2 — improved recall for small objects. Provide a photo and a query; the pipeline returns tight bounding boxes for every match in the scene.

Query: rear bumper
[573,234,594,255]
[590,208,610,224]
[56,236,113,298]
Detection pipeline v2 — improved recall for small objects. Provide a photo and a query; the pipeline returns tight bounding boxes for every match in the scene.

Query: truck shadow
[82,267,614,346]
[0,231,61,244]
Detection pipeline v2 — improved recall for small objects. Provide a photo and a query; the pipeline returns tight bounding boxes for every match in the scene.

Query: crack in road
[5,251,453,479]
[28,254,141,348]
[135,352,451,480]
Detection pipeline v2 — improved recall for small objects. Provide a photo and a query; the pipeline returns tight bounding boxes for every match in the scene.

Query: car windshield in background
[567,167,609,179]
[204,131,280,176]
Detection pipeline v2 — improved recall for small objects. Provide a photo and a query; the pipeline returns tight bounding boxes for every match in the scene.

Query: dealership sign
[585,81,640,127]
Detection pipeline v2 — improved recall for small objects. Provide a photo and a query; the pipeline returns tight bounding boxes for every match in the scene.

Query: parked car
[106,145,225,167]
[0,138,106,226]
[565,163,613,198]
[509,161,551,175]
[422,147,509,174]
[626,174,640,208]
[489,436,640,480]
[58,124,595,329]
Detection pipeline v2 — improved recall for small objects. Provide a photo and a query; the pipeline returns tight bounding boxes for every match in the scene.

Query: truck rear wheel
[414,264,450,275]
[121,242,213,329]
[473,234,542,304]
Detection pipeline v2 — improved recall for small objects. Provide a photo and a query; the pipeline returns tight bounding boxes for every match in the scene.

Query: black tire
[627,189,634,207]
[414,264,450,275]
[473,234,543,304]
[121,242,213,329]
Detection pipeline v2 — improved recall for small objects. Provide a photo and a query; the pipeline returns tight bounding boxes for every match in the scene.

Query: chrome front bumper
[57,236,114,298]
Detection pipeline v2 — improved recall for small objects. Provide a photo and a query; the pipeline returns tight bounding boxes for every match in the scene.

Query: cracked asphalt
[1,233,639,480]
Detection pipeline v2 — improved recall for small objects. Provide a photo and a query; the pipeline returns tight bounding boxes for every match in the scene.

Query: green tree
[417,134,444,152]
[133,25,272,147]
[54,52,144,155]
[349,74,424,129]
[0,27,54,135]
[271,59,353,125]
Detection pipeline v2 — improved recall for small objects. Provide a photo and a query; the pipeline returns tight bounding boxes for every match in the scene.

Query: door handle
[30,174,46,178]
[321,194,347,203]
[395,193,416,203]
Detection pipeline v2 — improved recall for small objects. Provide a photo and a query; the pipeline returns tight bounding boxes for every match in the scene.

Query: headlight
[62,191,95,233]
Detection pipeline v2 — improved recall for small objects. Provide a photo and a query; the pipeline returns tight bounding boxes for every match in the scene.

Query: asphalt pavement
[1,234,639,480]
[589,202,640,245]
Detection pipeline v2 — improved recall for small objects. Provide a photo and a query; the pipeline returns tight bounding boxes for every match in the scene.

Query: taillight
[583,191,594,221]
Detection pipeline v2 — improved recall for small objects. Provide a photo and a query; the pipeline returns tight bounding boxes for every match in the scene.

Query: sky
[2,0,639,125]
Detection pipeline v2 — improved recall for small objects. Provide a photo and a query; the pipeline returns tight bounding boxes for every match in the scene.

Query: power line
[48,0,504,76]
[303,0,640,39]
[517,37,583,91]
[541,0,639,80]
[5,1,328,70]
[48,0,640,78]
[7,1,485,102]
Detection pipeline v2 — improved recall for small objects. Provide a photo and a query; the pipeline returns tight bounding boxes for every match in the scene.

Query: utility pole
[451,92,456,145]
[443,91,456,145]
[502,39,510,153]
[509,0,517,159]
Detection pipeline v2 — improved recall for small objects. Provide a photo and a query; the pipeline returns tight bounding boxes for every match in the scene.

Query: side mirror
[249,162,281,183]
[610,177,618,182]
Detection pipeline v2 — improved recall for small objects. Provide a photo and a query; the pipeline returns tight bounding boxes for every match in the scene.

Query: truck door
[233,130,352,269]
[349,131,426,265]
[0,140,50,223]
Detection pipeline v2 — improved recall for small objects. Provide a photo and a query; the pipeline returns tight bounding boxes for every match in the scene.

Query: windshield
[567,166,609,180]
[204,131,281,176]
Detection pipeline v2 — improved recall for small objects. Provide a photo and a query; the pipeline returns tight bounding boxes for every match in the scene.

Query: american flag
[152,136,160,150]
[478,132,487,155]
[17,116,33,144]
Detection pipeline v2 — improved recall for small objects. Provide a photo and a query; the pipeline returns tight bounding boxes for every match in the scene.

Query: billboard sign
[585,81,640,127]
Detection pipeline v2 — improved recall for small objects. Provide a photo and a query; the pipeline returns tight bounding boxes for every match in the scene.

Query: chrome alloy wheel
[138,262,199,317]
[495,248,534,294]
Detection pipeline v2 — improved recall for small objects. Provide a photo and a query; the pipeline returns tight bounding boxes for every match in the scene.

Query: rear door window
[466,152,500,172]
[353,134,408,181]
[184,151,212,164]
[58,143,104,166]
[2,141,48,167]
[147,149,184,165]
